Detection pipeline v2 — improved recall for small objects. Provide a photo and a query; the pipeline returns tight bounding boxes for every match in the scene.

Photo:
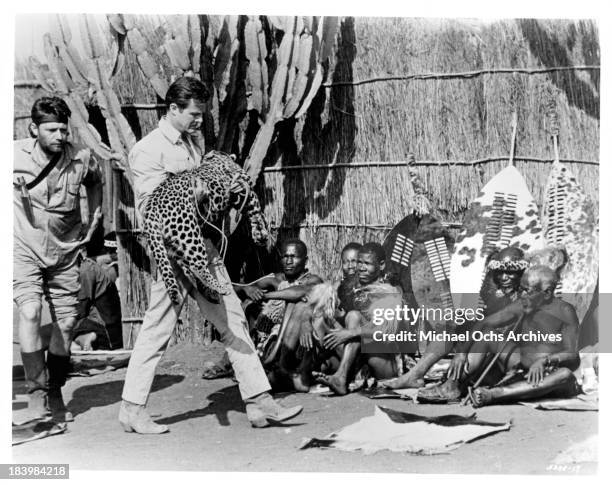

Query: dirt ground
[11,341,598,474]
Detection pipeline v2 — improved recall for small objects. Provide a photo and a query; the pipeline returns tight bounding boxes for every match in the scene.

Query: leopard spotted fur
[143,150,269,304]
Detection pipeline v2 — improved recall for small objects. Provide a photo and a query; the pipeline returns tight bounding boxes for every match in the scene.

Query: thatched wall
[263,17,599,281]
[14,62,48,139]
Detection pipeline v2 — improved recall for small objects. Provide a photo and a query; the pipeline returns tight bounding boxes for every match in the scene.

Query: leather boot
[119,400,169,434]
[13,350,49,425]
[245,392,303,428]
[47,352,74,422]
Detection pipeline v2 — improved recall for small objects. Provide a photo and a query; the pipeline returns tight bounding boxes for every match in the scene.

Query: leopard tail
[245,188,271,249]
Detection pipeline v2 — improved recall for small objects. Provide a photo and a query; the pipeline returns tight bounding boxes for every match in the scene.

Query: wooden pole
[461,313,525,406]
[508,111,518,167]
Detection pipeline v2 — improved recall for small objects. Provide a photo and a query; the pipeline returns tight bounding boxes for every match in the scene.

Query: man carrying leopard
[119,77,302,433]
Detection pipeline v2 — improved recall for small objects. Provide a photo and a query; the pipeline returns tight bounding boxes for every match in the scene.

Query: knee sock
[47,352,72,391]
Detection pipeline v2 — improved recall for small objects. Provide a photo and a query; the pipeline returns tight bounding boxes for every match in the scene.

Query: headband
[487,259,529,271]
[33,114,69,125]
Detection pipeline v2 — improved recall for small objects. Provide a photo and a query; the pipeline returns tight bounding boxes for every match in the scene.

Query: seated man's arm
[353,322,376,339]
[233,275,279,302]
[479,300,524,329]
[262,275,324,303]
[352,292,402,339]
[525,302,580,386]
[545,302,580,369]
[330,311,397,346]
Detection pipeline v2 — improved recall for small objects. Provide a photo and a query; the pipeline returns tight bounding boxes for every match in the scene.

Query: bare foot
[438,378,461,396]
[384,375,425,389]
[74,332,97,351]
[471,387,502,408]
[291,373,311,393]
[416,379,462,403]
[314,372,348,396]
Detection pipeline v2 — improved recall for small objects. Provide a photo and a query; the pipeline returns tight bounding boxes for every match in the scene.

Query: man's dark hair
[165,77,209,109]
[281,238,308,257]
[31,97,71,125]
[341,242,362,255]
[359,242,386,263]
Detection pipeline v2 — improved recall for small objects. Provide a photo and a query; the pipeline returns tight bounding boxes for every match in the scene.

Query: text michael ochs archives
[370,305,564,344]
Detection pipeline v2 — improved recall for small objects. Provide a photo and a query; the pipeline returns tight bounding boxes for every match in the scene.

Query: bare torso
[516,299,577,369]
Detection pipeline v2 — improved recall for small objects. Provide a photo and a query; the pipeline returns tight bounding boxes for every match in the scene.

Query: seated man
[313,242,403,395]
[433,265,579,406]
[236,239,322,336]
[479,247,529,314]
[387,247,528,391]
[71,247,123,351]
[336,242,361,322]
[233,238,323,390]
[310,242,361,375]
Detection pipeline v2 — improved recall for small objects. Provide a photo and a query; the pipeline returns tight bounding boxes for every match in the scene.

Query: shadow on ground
[144,382,308,428]
[66,374,184,417]
[156,384,243,427]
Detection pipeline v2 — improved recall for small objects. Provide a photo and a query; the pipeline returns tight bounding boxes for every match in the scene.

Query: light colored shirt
[129,117,204,217]
[13,138,101,267]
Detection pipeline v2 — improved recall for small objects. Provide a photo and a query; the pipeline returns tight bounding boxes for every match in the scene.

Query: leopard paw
[168,288,182,305]
[202,286,221,304]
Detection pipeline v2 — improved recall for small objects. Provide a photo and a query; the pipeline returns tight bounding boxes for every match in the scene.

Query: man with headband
[479,247,530,314]
[13,96,103,424]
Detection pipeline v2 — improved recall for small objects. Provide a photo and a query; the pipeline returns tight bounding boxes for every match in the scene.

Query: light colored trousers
[122,242,271,405]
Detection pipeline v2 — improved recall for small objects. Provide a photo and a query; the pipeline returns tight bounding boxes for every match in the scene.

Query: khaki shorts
[13,249,80,320]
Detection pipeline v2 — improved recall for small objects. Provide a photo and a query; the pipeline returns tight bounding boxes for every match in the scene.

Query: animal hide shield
[301,406,511,455]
